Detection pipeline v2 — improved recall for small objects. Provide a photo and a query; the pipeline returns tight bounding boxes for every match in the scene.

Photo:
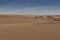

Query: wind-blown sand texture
[0,15,60,40]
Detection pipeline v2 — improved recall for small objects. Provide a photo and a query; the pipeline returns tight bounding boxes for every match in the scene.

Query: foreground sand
[0,15,60,40]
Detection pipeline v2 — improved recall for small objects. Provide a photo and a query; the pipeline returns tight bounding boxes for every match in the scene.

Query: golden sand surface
[0,15,60,40]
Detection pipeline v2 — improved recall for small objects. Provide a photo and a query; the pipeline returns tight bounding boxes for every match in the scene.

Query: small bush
[34,16,38,19]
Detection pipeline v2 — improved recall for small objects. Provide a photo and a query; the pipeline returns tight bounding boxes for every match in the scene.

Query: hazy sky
[0,0,60,15]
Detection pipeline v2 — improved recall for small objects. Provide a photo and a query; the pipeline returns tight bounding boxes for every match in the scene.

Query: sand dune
[0,15,60,40]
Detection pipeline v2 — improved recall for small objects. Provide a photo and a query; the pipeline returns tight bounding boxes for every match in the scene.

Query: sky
[0,0,60,15]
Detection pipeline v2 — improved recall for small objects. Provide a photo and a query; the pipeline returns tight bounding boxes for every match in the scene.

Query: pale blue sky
[0,0,60,15]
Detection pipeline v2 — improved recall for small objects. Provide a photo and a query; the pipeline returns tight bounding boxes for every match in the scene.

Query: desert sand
[0,15,60,40]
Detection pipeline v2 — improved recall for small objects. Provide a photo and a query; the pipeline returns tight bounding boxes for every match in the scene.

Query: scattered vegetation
[39,16,44,18]
[53,18,60,21]
[55,15,60,17]
[34,16,38,19]
[0,15,16,18]
[46,16,53,19]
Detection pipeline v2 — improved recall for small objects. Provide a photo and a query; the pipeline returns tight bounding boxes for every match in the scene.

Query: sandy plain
[0,15,60,40]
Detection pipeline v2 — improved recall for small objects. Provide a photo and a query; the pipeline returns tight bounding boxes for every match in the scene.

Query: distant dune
[0,15,60,40]
[0,15,60,24]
